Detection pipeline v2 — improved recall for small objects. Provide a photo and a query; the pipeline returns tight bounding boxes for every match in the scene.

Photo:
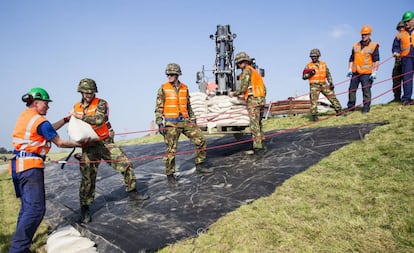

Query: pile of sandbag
[190,92,250,131]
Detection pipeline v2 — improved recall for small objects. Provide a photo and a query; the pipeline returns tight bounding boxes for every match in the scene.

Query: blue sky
[1,1,411,151]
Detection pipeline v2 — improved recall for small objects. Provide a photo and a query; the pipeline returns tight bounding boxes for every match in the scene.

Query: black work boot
[167,174,178,185]
[253,148,266,157]
[81,205,91,223]
[312,115,319,122]
[336,109,347,116]
[196,162,214,174]
[128,189,149,201]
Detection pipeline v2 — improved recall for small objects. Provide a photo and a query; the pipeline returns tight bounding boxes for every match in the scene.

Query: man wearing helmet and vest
[302,48,344,122]
[393,11,414,105]
[71,78,148,223]
[346,25,380,113]
[229,52,267,156]
[9,87,83,253]
[391,21,406,103]
[155,63,213,183]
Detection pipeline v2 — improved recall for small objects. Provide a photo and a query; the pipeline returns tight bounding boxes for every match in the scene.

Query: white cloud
[329,24,353,39]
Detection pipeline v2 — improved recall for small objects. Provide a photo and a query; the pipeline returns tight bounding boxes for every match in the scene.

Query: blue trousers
[9,169,45,253]
[401,55,414,103]
[347,74,372,112]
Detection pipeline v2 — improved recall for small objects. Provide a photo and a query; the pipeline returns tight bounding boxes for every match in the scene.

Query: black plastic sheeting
[44,123,381,252]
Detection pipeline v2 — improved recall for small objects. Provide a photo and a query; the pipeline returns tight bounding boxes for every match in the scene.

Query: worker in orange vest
[390,21,405,103]
[346,25,380,113]
[230,52,267,156]
[155,63,214,184]
[9,87,82,253]
[302,48,344,121]
[393,11,414,105]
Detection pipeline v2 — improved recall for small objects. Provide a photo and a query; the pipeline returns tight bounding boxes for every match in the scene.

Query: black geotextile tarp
[44,123,382,252]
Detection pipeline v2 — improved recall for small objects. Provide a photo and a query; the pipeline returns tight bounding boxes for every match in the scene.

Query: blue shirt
[37,121,58,141]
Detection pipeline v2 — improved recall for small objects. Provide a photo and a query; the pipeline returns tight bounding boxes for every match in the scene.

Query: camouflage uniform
[155,85,206,175]
[77,98,137,206]
[234,67,266,150]
[303,62,342,116]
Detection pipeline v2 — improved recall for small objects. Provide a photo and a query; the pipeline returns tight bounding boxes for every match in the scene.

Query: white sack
[67,115,99,142]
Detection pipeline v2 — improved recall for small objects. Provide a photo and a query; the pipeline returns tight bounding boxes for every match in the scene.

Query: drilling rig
[202,24,237,94]
[196,24,264,95]
[192,24,265,137]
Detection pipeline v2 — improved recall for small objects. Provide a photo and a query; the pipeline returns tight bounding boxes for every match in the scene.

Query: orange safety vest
[74,97,111,140]
[9,109,51,173]
[162,82,189,119]
[307,61,327,84]
[396,30,414,57]
[352,41,378,74]
[241,65,266,101]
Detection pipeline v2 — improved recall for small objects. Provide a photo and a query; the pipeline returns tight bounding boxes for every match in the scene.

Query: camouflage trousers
[79,137,137,206]
[163,120,206,175]
[310,83,342,115]
[247,96,265,149]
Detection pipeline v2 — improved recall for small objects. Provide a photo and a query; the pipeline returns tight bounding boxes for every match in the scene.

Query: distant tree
[0,147,8,154]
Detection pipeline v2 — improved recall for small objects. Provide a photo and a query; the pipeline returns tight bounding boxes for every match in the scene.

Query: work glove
[393,52,400,58]
[158,123,166,136]
[346,69,353,78]
[63,115,71,123]
[328,83,334,91]
[369,71,377,82]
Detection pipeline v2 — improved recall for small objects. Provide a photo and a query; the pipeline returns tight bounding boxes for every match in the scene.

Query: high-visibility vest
[352,41,378,74]
[162,82,189,118]
[74,97,111,140]
[10,108,51,173]
[396,30,414,57]
[241,65,266,101]
[307,61,327,84]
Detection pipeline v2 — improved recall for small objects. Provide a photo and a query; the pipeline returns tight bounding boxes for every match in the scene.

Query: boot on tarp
[81,205,91,223]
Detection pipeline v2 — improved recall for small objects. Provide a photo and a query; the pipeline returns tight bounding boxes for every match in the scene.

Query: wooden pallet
[268,98,311,116]
[197,123,250,135]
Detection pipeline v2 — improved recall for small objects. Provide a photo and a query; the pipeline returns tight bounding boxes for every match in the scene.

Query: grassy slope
[160,104,414,253]
[1,103,414,252]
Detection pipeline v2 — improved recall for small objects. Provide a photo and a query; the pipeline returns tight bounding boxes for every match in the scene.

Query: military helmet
[397,21,405,30]
[402,11,414,22]
[360,25,372,34]
[77,78,98,93]
[235,51,250,64]
[22,87,52,104]
[165,63,182,76]
[309,48,321,57]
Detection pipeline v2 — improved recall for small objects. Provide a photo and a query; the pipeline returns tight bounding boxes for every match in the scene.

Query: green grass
[1,103,414,252]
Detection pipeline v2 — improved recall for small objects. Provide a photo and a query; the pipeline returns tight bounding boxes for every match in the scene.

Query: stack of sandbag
[190,92,250,131]
[189,92,209,125]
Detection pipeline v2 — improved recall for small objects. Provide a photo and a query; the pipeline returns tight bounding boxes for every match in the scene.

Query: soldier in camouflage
[230,52,267,156]
[302,48,344,121]
[72,78,148,223]
[155,63,213,182]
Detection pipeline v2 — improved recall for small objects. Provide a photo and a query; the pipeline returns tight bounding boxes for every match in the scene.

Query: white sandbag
[190,91,207,99]
[67,115,99,142]
[229,97,247,105]
[47,235,96,253]
[47,226,81,242]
